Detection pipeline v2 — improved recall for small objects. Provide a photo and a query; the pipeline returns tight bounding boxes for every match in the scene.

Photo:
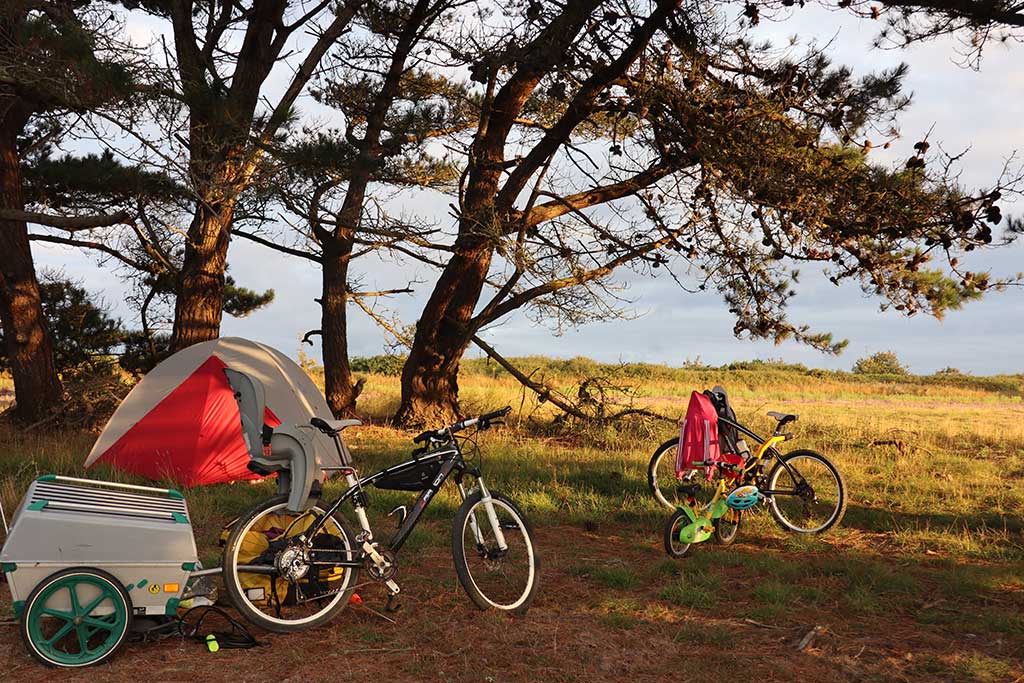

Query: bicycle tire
[222,495,360,632]
[452,491,539,615]
[648,437,683,510]
[663,508,693,558]
[766,449,847,534]
[714,509,741,545]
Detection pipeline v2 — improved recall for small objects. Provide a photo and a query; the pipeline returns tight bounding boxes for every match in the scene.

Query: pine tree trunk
[321,239,361,417]
[169,200,234,351]
[0,102,63,422]
[395,242,494,426]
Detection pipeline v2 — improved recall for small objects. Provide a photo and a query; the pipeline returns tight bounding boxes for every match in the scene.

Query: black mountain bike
[222,406,539,632]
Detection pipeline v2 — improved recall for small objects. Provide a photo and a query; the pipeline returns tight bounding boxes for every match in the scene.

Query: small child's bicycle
[650,410,846,558]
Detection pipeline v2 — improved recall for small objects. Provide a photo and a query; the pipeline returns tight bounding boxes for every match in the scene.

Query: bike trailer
[1,475,199,666]
[1,475,198,617]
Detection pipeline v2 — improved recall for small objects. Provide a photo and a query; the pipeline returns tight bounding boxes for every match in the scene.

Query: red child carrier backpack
[675,391,724,480]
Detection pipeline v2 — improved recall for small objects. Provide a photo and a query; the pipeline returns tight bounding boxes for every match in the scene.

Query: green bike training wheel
[20,567,132,668]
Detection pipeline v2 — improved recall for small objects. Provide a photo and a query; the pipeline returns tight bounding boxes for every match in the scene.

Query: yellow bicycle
[656,412,846,558]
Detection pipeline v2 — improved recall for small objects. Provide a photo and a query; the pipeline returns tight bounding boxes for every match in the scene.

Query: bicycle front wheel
[767,450,846,534]
[222,495,360,632]
[663,509,693,558]
[452,491,539,614]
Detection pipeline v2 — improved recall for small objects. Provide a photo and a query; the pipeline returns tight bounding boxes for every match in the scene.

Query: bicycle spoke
[770,453,843,533]
[459,498,534,609]
[226,502,355,629]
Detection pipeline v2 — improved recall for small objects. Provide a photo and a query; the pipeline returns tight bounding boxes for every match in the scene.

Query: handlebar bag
[373,456,443,491]
[675,391,724,481]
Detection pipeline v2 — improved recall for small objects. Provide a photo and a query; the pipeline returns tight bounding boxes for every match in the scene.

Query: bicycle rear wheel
[714,508,741,545]
[222,496,360,632]
[767,450,846,534]
[452,491,539,614]
[649,437,688,510]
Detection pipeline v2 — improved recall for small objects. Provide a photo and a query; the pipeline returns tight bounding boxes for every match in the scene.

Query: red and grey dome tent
[85,337,342,487]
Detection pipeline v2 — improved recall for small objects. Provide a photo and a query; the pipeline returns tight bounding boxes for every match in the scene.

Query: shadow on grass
[842,503,1024,535]
[631,539,1024,644]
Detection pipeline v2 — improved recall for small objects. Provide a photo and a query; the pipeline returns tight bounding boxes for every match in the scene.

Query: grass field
[0,358,1022,682]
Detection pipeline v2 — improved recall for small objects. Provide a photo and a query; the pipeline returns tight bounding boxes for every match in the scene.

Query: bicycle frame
[716,416,810,494]
[299,430,503,568]
[679,417,808,505]
[229,412,520,617]
[677,433,788,526]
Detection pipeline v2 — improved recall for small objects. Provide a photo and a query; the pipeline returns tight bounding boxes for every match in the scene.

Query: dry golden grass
[0,359,1021,681]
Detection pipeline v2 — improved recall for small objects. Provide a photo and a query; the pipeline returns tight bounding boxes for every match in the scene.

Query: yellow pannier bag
[220,510,348,607]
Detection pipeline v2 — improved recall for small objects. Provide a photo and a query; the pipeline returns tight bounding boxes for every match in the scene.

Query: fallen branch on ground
[470,335,674,424]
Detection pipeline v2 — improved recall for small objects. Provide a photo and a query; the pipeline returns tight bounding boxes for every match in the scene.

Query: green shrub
[852,351,909,376]
[350,354,407,376]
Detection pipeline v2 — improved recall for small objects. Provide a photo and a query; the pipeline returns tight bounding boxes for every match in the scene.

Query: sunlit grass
[1,360,1022,656]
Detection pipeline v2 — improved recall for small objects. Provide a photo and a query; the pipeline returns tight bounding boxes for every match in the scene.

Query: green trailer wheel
[20,567,132,668]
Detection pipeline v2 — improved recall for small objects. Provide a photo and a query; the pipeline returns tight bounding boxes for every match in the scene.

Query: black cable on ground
[127,605,262,650]
[178,605,263,650]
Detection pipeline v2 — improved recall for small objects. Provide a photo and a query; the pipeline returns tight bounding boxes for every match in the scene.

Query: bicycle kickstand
[385,580,402,613]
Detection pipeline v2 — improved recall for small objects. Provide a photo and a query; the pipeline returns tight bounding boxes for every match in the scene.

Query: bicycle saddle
[310,417,362,435]
[767,411,798,426]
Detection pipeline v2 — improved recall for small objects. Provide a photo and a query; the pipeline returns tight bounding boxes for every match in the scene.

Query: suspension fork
[457,477,508,551]
[477,478,509,551]
[457,480,486,547]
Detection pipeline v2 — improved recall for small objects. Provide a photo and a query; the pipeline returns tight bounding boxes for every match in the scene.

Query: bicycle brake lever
[478,419,504,431]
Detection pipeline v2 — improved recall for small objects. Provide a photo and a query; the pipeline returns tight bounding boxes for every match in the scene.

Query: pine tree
[382,0,1019,424]
[0,1,134,422]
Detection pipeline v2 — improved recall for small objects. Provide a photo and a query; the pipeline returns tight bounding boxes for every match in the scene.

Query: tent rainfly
[85,337,342,486]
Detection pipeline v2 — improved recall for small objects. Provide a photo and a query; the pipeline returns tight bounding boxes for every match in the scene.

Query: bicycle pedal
[384,593,402,613]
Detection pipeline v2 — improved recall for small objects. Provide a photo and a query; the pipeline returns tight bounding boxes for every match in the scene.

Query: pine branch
[520,162,676,231]
[230,228,323,263]
[27,233,152,272]
[0,208,132,231]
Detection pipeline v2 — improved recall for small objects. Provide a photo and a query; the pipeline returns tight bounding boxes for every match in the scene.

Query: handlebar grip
[481,406,512,422]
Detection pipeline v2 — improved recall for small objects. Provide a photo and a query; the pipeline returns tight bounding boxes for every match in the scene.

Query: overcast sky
[35,6,1024,375]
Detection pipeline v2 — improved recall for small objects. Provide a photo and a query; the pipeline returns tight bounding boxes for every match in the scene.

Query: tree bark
[395,238,494,426]
[392,0,677,425]
[392,2,600,426]
[321,235,361,417]
[0,101,63,422]
[169,197,234,351]
[317,0,433,416]
[166,0,362,352]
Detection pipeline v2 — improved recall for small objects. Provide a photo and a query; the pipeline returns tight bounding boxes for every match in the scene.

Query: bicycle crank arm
[362,540,391,568]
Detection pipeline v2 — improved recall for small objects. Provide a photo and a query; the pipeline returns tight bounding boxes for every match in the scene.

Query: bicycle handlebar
[412,406,512,444]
